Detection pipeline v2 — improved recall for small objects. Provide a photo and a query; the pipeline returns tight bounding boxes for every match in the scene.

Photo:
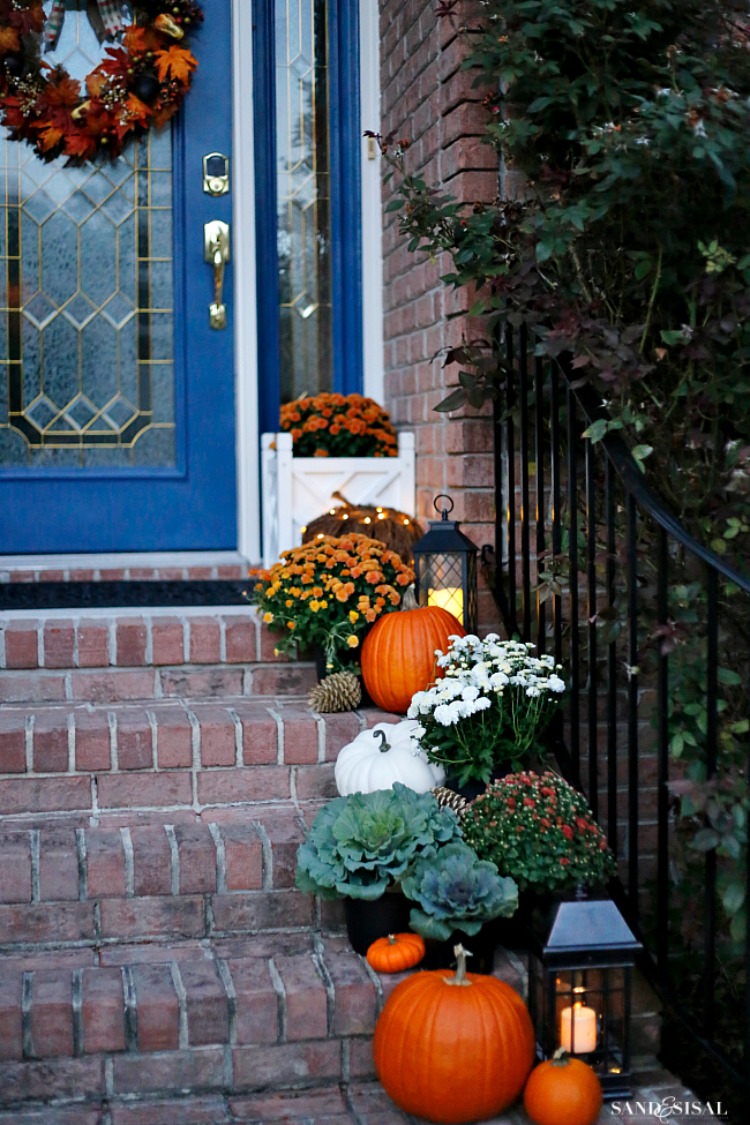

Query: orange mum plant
[253,533,414,671]
[279,393,398,458]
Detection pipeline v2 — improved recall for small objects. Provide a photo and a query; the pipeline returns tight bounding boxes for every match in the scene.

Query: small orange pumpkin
[373,945,535,1123]
[366,932,426,973]
[361,596,465,714]
[523,1049,603,1125]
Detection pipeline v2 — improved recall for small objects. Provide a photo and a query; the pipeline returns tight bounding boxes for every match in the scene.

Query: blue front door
[0,2,235,553]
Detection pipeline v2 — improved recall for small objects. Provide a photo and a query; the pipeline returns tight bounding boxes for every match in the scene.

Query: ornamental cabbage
[295,783,462,901]
[401,840,519,940]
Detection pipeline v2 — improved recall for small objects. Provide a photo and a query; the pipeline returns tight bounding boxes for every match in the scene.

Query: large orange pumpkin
[373,946,535,1123]
[361,603,465,714]
[523,1049,603,1125]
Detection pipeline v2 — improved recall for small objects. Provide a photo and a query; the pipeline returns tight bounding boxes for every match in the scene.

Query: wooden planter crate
[260,431,416,566]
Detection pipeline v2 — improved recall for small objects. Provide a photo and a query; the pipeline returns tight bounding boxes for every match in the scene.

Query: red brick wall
[378,0,500,630]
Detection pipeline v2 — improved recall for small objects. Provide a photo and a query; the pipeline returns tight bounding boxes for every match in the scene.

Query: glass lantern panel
[419,551,465,625]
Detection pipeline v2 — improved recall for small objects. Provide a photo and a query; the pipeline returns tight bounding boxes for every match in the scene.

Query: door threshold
[0,552,258,612]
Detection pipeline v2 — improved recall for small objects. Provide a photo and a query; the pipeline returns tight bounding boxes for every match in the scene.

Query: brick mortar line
[107,621,116,668]
[21,971,34,1059]
[215,958,237,1047]
[187,709,201,811]
[229,708,243,768]
[311,943,337,1040]
[170,962,189,1049]
[122,965,137,1051]
[164,824,179,896]
[66,712,75,772]
[144,618,154,666]
[75,827,88,900]
[29,829,40,903]
[181,616,190,664]
[24,715,34,774]
[251,821,274,891]
[108,713,119,772]
[146,709,158,769]
[268,707,285,767]
[267,956,287,1043]
[208,821,227,894]
[71,968,84,1057]
[121,827,135,897]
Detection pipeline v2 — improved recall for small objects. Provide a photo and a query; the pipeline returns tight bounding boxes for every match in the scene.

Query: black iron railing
[492,320,750,1106]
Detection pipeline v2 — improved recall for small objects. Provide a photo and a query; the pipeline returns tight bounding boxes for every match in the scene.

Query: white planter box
[260,431,416,566]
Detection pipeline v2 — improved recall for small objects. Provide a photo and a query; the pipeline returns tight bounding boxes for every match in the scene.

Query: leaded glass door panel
[0,1,235,552]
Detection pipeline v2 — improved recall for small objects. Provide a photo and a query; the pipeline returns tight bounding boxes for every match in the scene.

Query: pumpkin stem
[387,934,397,944]
[402,585,418,611]
[444,943,473,987]
[373,729,391,754]
[551,1047,572,1066]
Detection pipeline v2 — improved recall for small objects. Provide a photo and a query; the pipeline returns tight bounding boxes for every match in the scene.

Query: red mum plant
[461,770,617,894]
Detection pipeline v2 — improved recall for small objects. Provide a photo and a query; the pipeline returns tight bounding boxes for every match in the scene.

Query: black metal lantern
[526,896,642,1098]
[413,494,478,632]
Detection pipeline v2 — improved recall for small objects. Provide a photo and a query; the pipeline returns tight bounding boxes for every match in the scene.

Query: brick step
[0,932,527,1108]
[0,804,341,950]
[0,552,250,585]
[0,700,392,819]
[0,607,310,682]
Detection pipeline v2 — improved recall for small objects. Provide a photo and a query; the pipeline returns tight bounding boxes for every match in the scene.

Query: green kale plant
[294,783,462,901]
[401,839,518,940]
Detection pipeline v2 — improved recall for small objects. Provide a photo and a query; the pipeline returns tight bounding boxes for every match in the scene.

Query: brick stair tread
[0,1074,689,1124]
[0,803,351,949]
[0,932,528,1109]
[0,608,323,704]
[0,701,397,819]
[1,608,270,671]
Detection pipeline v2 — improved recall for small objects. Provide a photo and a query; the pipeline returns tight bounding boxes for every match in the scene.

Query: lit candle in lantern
[427,586,464,622]
[560,1002,597,1054]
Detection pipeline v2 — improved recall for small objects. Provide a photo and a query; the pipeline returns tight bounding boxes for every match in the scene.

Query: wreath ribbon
[45,1,125,51]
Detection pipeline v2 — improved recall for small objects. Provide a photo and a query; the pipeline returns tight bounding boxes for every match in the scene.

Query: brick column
[379,0,500,630]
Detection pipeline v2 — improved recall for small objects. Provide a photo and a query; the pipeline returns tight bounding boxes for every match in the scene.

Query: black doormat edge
[0,580,256,611]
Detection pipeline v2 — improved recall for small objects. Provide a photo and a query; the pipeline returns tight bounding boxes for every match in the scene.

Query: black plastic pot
[343,892,411,955]
[421,922,498,974]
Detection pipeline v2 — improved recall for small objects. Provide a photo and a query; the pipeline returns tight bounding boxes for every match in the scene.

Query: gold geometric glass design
[0,3,175,469]
[276,0,332,402]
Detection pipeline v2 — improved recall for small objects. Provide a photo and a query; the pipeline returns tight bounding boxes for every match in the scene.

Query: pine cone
[431,786,470,818]
[308,671,362,712]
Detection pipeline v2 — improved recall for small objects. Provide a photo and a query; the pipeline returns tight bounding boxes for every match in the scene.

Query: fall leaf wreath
[0,1,203,163]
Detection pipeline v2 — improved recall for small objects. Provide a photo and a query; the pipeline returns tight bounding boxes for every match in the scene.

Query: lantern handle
[433,494,454,520]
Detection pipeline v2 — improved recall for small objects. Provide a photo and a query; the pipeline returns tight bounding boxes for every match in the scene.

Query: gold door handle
[203,220,230,329]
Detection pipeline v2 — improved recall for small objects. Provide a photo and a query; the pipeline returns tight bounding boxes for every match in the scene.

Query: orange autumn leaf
[123,26,148,53]
[37,124,64,152]
[155,46,197,85]
[125,94,151,126]
[45,74,82,108]
[63,132,98,159]
[85,71,107,98]
[0,27,21,55]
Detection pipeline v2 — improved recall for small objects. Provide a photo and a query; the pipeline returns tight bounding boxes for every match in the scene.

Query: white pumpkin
[334,719,445,796]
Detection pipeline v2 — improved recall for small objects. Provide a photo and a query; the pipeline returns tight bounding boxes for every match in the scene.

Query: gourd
[334,719,444,795]
[523,1049,603,1125]
[373,945,535,1123]
[360,594,465,714]
[366,932,426,973]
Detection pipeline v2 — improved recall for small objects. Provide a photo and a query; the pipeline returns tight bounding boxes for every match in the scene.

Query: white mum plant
[407,635,566,787]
